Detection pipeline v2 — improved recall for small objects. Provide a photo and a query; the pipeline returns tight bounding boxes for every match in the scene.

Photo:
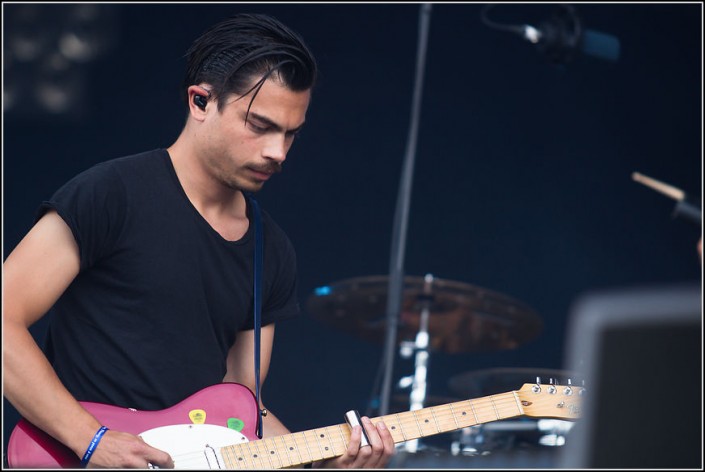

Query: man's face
[200,77,311,193]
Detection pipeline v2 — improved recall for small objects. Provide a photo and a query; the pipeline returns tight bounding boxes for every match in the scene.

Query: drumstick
[631,172,685,201]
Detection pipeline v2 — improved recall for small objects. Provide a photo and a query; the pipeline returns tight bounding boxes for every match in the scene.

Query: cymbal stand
[402,273,434,453]
[378,3,433,418]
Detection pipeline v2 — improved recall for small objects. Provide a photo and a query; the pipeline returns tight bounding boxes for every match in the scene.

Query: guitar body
[7,382,259,468]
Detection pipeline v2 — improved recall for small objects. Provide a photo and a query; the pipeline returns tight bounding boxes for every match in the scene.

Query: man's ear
[188,85,212,117]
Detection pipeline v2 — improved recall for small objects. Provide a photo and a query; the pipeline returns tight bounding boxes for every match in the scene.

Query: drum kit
[306,274,575,467]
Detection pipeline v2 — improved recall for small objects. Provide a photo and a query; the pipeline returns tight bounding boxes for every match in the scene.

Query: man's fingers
[345,417,379,468]
[144,446,174,469]
[88,431,174,469]
[374,421,396,468]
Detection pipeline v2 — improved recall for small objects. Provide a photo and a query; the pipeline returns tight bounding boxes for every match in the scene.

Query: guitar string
[265,395,529,463]
[255,396,527,463]
[378,394,523,429]
[166,392,566,469]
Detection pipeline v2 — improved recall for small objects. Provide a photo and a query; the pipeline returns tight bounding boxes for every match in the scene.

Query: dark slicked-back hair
[183,13,317,112]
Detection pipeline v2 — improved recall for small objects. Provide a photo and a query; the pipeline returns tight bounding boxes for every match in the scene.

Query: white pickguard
[139,424,249,469]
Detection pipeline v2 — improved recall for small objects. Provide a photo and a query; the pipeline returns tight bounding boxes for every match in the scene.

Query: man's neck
[166,139,249,243]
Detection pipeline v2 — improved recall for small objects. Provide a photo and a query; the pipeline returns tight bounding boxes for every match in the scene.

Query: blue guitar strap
[248,194,265,439]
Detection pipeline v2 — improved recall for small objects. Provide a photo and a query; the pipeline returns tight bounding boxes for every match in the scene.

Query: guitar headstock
[516,381,583,420]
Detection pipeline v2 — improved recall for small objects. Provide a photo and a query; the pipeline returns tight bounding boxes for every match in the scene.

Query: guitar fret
[243,441,258,468]
[219,445,236,469]
[336,424,348,454]
[489,395,501,420]
[448,403,461,430]
[474,395,514,423]
[430,407,441,432]
[264,438,282,469]
[247,440,262,468]
[300,430,314,464]
[231,444,249,469]
[218,446,230,469]
[475,397,497,423]
[315,428,334,458]
[264,440,278,469]
[234,444,248,470]
[399,411,422,440]
[242,443,256,469]
[284,431,305,465]
[411,410,426,437]
[338,424,351,453]
[320,427,336,458]
[413,408,439,437]
[468,400,480,424]
[252,439,273,469]
[278,435,295,467]
[503,394,519,416]
[308,429,326,461]
[232,446,245,470]
[394,413,407,441]
[512,392,525,415]
[259,440,274,469]
[233,442,247,468]
[294,432,308,465]
[324,426,336,457]
[436,405,459,433]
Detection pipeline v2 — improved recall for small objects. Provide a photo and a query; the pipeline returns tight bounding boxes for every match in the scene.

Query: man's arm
[224,324,292,437]
[224,326,395,468]
[2,211,173,468]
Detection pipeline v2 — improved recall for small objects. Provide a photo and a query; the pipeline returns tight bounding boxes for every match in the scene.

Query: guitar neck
[219,391,524,469]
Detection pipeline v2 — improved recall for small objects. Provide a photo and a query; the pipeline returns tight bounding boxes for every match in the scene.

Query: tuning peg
[548,378,557,394]
[564,378,573,396]
[578,379,586,396]
[532,376,541,393]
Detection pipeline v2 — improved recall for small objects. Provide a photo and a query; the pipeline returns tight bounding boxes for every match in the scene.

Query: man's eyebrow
[248,112,305,133]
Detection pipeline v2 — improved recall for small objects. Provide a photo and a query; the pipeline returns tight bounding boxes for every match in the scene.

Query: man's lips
[248,164,281,181]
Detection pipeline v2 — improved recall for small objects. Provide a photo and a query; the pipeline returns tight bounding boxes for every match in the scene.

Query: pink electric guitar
[7,381,582,469]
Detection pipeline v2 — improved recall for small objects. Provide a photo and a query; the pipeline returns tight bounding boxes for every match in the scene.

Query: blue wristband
[80,426,109,468]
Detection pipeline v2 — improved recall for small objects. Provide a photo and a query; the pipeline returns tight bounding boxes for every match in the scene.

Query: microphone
[483,4,621,64]
[522,4,621,64]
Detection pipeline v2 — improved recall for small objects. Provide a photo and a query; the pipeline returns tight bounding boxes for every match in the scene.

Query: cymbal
[306,275,542,353]
[448,367,577,398]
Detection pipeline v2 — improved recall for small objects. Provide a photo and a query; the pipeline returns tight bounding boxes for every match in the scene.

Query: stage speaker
[558,283,702,468]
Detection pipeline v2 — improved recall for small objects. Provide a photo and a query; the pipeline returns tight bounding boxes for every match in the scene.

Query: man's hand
[85,430,174,469]
[314,416,395,469]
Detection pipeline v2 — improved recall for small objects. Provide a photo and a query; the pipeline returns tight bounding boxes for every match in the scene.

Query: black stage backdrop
[2,2,702,463]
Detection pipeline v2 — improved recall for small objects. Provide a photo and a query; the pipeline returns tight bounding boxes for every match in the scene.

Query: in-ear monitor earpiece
[194,94,208,110]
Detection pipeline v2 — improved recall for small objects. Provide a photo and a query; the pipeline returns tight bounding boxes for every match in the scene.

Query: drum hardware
[450,419,574,456]
[535,419,575,446]
[450,418,575,455]
[401,274,434,453]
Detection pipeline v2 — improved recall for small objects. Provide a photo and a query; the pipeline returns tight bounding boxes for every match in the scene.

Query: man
[3,13,394,468]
